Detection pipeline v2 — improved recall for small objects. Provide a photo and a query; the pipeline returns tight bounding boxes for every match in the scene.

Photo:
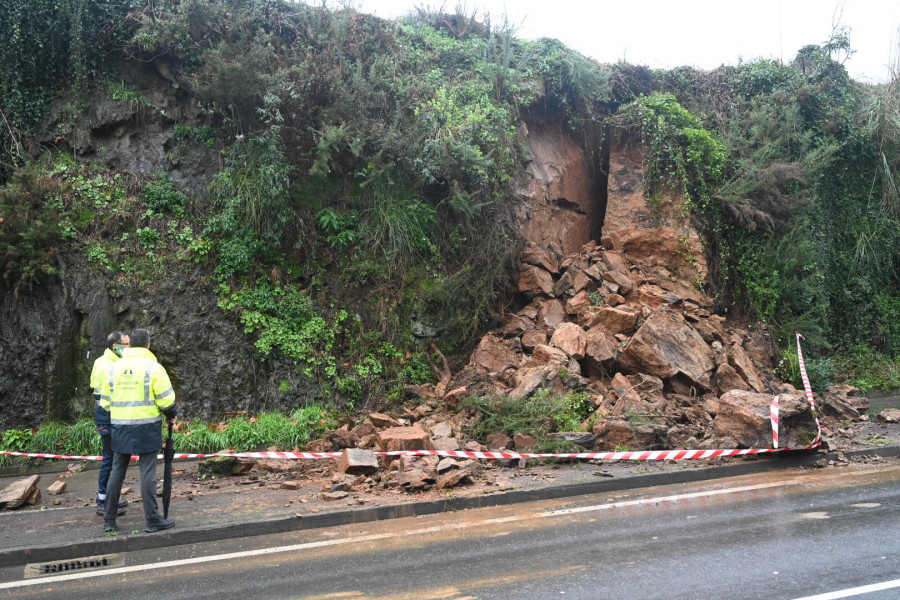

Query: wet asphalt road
[3,464,900,600]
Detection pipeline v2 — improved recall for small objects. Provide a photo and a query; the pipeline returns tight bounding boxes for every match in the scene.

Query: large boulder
[538,299,567,330]
[592,418,668,451]
[376,426,434,452]
[601,269,635,295]
[550,322,587,360]
[531,344,570,367]
[565,290,593,315]
[498,313,535,338]
[618,308,715,391]
[521,242,560,274]
[713,363,750,393]
[610,373,666,415]
[727,343,765,393]
[521,329,548,350]
[337,448,379,475]
[471,334,520,373]
[518,265,555,297]
[0,475,41,510]
[509,365,563,400]
[578,305,640,335]
[582,328,619,374]
[713,389,817,448]
[368,413,403,428]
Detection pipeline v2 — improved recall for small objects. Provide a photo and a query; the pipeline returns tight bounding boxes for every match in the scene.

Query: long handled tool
[163,418,174,518]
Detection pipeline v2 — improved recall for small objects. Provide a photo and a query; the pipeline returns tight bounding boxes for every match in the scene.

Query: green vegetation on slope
[2,1,900,406]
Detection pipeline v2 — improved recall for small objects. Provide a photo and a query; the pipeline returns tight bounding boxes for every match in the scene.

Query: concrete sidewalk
[2,446,899,568]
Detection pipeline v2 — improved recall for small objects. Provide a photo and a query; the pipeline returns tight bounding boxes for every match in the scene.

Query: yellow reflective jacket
[90,348,120,426]
[103,347,177,454]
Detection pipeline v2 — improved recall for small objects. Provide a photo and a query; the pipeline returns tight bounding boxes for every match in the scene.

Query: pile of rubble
[449,233,871,452]
[192,411,490,494]
[311,412,487,493]
[260,226,874,495]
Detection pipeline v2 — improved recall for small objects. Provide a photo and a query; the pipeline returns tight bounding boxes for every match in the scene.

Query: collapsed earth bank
[0,66,854,455]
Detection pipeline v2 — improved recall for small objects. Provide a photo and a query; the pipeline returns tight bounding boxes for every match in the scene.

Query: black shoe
[145,516,175,533]
[96,499,127,517]
[104,520,117,533]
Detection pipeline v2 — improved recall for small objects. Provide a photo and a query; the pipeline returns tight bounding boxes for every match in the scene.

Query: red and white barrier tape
[1,336,823,463]
[795,332,823,446]
[770,395,780,449]
[1,447,796,462]
[0,450,342,461]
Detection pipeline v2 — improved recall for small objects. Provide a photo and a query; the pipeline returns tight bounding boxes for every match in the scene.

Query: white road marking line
[790,578,900,600]
[537,482,790,516]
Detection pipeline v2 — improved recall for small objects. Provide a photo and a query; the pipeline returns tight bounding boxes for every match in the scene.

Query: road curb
[3,446,898,568]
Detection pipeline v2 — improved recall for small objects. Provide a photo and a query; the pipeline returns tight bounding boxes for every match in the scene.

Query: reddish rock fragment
[376,426,434,452]
[337,448,379,475]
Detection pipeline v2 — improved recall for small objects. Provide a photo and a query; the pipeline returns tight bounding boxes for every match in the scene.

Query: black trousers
[104,451,160,524]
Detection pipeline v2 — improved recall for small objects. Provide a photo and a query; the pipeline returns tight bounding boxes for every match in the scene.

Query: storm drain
[25,554,123,579]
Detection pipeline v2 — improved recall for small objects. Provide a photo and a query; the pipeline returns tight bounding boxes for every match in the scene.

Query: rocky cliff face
[0,63,311,430]
[42,60,220,196]
[0,266,322,430]
[512,119,602,255]
[0,70,820,448]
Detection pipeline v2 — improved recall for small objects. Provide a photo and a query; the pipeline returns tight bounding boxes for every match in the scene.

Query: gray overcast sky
[352,0,899,83]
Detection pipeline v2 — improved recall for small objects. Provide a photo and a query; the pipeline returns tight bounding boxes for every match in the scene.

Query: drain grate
[25,554,123,579]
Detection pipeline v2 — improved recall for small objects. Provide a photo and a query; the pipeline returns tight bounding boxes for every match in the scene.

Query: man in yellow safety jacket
[100,328,177,534]
[89,330,130,517]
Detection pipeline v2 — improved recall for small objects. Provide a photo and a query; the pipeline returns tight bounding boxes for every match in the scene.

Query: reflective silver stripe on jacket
[111,416,162,425]
[155,387,174,400]
[144,362,156,404]
[110,399,155,407]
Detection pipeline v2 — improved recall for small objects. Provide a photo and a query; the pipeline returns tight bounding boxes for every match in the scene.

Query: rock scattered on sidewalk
[47,481,67,495]
[0,475,41,510]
